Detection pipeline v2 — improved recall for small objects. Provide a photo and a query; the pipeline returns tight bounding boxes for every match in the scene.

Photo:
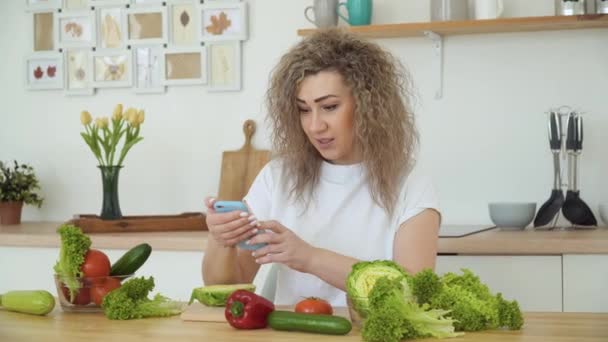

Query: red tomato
[91,277,122,306]
[61,285,91,305]
[294,297,333,315]
[81,249,111,279]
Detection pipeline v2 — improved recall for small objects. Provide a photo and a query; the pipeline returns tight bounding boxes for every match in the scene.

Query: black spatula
[561,112,597,227]
[534,111,564,227]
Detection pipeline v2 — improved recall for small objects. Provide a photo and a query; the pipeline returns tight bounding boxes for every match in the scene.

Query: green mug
[337,0,372,26]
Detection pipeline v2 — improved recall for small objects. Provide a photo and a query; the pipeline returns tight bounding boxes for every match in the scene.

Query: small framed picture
[56,10,96,48]
[167,1,198,46]
[161,47,207,86]
[96,6,127,49]
[199,1,247,42]
[63,0,88,10]
[130,0,165,5]
[64,48,94,95]
[92,50,132,88]
[207,41,240,91]
[87,0,129,6]
[25,52,64,90]
[31,10,57,51]
[26,0,61,11]
[126,6,168,45]
[132,46,165,93]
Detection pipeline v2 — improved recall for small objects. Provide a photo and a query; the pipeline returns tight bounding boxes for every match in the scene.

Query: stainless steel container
[555,0,588,15]
[597,0,608,13]
[430,0,468,21]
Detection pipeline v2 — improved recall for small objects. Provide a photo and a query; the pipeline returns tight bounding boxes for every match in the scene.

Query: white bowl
[599,203,608,226]
[488,202,537,229]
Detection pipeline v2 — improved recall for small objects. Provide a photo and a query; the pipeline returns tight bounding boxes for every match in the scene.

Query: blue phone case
[213,201,266,251]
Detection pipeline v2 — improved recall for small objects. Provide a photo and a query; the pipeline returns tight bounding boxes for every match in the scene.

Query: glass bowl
[346,294,367,329]
[54,274,132,312]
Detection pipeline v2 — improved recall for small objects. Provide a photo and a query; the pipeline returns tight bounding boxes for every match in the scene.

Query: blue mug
[337,0,372,26]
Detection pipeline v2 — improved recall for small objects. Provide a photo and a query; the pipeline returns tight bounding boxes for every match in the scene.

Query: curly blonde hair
[266,28,418,216]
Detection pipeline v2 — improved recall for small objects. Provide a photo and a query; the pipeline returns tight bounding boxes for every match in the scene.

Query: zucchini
[189,284,256,306]
[0,290,55,315]
[268,310,352,335]
[110,243,152,276]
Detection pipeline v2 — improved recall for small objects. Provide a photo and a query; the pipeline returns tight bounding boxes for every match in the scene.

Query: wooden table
[1,309,607,342]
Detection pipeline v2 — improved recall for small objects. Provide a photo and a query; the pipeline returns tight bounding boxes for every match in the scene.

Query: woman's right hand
[204,197,259,248]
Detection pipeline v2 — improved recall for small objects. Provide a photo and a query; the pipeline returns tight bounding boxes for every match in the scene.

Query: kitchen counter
[1,308,607,342]
[1,222,607,254]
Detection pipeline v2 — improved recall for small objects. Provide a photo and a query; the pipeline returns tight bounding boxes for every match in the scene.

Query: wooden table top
[1,222,608,254]
[1,308,607,342]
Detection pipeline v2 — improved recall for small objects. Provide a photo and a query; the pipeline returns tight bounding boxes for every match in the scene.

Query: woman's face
[296,71,360,165]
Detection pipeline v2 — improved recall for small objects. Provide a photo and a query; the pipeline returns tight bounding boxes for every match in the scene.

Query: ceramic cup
[337,0,372,26]
[473,0,504,19]
[305,0,339,28]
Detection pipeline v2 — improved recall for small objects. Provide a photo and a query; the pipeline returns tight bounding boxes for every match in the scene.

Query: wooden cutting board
[218,120,270,201]
[181,302,350,322]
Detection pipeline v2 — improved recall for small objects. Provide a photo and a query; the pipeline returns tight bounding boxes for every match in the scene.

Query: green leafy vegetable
[53,224,91,302]
[410,268,524,331]
[102,276,182,320]
[346,260,408,316]
[189,284,256,306]
[362,276,461,342]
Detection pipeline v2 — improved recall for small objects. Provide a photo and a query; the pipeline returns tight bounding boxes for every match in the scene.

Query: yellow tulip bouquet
[79,104,145,167]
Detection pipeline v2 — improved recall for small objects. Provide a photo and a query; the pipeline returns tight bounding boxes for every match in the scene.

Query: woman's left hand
[247,220,315,273]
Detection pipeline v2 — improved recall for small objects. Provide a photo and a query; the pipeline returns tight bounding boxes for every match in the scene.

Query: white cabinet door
[436,255,563,312]
[563,254,608,313]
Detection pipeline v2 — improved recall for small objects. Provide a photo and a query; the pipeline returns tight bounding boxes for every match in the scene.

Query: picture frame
[130,0,165,6]
[199,1,247,42]
[31,10,58,52]
[62,0,88,10]
[25,52,64,90]
[25,0,62,12]
[95,6,127,49]
[167,1,198,46]
[132,45,165,94]
[64,48,94,95]
[91,50,132,88]
[126,6,168,45]
[207,40,241,91]
[87,0,129,6]
[161,47,207,86]
[56,9,96,48]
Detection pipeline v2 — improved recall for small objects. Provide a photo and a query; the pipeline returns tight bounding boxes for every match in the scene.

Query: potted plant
[0,161,44,225]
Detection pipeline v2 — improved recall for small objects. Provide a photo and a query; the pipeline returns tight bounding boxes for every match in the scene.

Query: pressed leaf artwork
[46,65,57,77]
[28,58,60,85]
[206,11,231,35]
[172,4,195,45]
[101,9,122,48]
[34,66,44,79]
[165,53,201,80]
[34,12,54,51]
[210,44,235,86]
[64,22,83,37]
[60,17,92,42]
[129,13,163,39]
[67,50,89,89]
[95,56,128,82]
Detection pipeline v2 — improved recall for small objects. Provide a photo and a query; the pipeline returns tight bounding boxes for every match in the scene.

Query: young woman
[202,28,440,306]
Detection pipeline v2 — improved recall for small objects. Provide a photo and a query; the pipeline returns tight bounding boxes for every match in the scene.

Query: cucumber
[268,310,352,335]
[0,290,55,315]
[110,243,152,276]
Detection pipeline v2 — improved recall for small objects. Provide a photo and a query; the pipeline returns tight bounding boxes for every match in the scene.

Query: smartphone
[212,200,267,251]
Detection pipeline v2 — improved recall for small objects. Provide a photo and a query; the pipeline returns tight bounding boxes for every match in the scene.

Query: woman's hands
[205,197,259,248]
[247,220,316,273]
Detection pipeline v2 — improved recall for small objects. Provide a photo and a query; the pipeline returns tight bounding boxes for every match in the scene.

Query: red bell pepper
[225,290,275,329]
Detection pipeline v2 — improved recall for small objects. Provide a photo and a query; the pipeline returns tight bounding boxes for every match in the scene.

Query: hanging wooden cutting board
[218,120,270,201]
[181,302,350,322]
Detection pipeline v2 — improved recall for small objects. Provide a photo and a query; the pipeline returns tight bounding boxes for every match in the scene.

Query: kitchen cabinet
[563,254,608,313]
[436,255,563,312]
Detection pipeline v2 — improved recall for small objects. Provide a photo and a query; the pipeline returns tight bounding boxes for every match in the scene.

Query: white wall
[1,0,607,226]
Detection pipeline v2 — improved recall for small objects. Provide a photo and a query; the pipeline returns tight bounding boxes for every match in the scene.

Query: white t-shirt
[243,159,440,306]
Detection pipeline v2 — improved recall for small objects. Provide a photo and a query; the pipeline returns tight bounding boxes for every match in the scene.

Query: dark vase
[99,165,122,220]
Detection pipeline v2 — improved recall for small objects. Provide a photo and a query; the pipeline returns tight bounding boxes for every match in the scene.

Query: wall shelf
[297,14,608,38]
[297,14,608,99]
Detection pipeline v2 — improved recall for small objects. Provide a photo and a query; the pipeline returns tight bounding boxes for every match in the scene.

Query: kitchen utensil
[488,202,536,229]
[337,0,372,26]
[534,111,565,228]
[218,120,270,201]
[430,0,469,21]
[305,0,339,28]
[180,302,349,322]
[561,112,597,227]
[556,0,587,15]
[597,0,608,13]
